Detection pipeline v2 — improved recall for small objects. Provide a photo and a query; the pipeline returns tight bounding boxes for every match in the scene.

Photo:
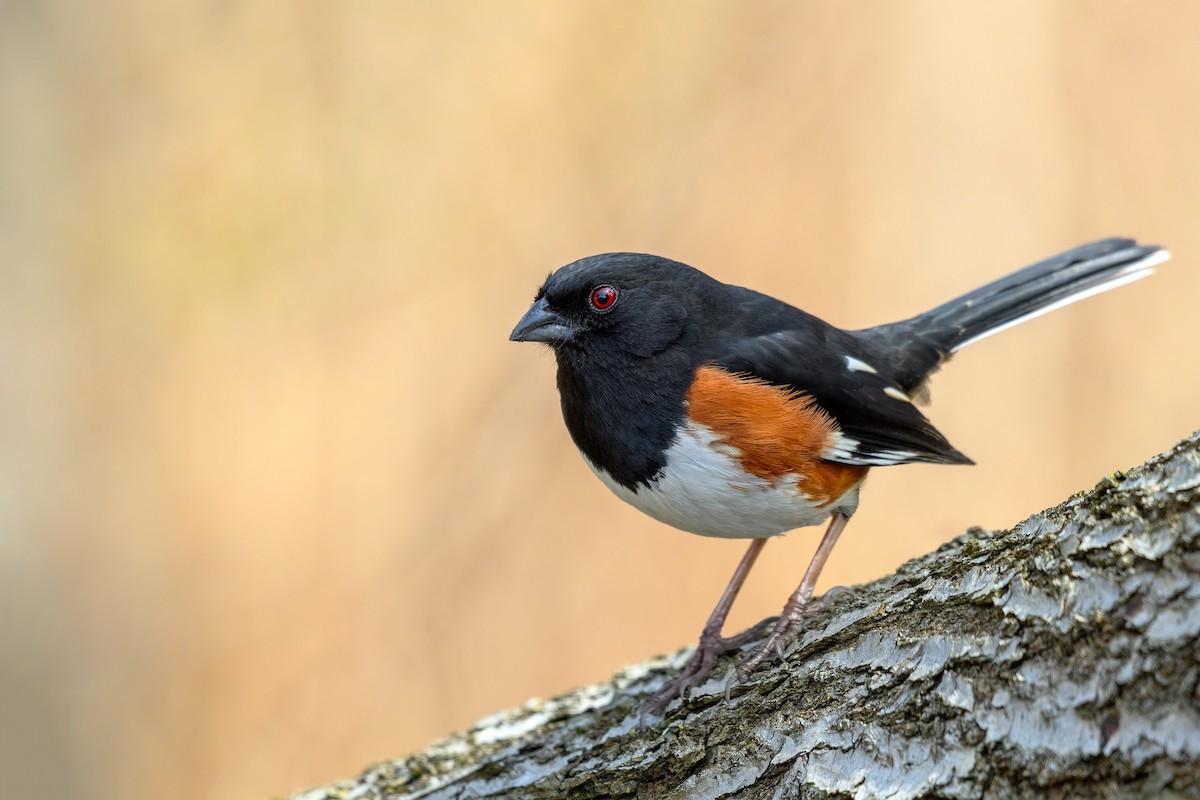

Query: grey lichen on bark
[292,431,1200,799]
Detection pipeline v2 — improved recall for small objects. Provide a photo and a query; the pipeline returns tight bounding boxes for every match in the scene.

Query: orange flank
[687,365,868,505]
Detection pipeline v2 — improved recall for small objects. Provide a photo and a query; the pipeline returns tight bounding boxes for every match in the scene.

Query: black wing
[714,326,973,466]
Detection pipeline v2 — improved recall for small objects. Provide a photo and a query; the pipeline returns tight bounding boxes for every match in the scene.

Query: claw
[738,612,797,677]
[821,584,857,604]
[646,625,762,715]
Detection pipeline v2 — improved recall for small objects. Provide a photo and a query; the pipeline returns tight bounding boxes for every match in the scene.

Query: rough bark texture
[292,432,1200,800]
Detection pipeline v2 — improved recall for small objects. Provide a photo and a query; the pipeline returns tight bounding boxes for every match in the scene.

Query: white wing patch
[845,356,877,374]
[825,433,861,462]
[824,432,920,466]
[883,386,912,403]
[855,450,918,466]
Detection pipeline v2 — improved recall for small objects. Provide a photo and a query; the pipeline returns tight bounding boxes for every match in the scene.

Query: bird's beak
[509,296,574,344]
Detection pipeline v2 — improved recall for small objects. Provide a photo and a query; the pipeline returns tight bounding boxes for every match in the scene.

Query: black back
[533,253,969,490]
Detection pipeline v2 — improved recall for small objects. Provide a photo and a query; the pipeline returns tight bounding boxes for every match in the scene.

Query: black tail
[858,238,1168,392]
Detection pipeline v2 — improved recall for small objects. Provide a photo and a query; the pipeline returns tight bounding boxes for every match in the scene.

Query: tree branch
[292,431,1200,799]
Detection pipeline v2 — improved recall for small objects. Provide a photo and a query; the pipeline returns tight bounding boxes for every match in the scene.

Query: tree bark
[293,431,1200,800]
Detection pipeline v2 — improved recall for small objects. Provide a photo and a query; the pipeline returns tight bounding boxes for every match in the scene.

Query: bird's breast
[583,419,865,538]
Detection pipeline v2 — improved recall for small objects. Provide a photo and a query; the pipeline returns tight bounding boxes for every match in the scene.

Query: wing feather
[715,328,972,466]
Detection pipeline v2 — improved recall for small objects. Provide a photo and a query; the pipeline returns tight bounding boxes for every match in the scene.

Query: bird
[508,237,1168,711]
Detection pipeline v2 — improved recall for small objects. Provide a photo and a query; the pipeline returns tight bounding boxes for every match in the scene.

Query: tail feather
[858,238,1168,392]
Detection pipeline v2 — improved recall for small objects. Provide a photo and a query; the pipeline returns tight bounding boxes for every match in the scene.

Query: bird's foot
[737,617,796,678]
[736,585,855,681]
[646,621,770,716]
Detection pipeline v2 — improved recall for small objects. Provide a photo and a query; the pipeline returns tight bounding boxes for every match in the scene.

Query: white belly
[583,422,860,539]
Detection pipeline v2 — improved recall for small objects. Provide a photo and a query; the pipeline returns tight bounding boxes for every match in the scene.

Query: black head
[509,253,717,358]
[511,253,722,487]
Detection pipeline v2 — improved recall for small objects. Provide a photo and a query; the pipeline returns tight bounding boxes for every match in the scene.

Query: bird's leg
[648,537,767,714]
[739,511,851,677]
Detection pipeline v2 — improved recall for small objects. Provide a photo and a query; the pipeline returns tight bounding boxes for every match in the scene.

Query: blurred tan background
[2,2,1198,798]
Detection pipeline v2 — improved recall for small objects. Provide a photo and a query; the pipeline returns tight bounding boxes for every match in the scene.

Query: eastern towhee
[509,238,1168,711]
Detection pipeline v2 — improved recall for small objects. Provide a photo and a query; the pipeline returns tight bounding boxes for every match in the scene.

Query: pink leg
[740,511,851,675]
[649,538,767,713]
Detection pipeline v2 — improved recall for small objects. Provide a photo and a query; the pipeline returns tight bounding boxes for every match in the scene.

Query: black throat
[554,343,695,491]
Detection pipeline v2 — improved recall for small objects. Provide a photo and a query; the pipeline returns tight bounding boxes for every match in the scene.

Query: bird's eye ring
[589,285,618,312]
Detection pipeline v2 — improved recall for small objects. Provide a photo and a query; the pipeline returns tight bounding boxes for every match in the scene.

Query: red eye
[590,285,618,312]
